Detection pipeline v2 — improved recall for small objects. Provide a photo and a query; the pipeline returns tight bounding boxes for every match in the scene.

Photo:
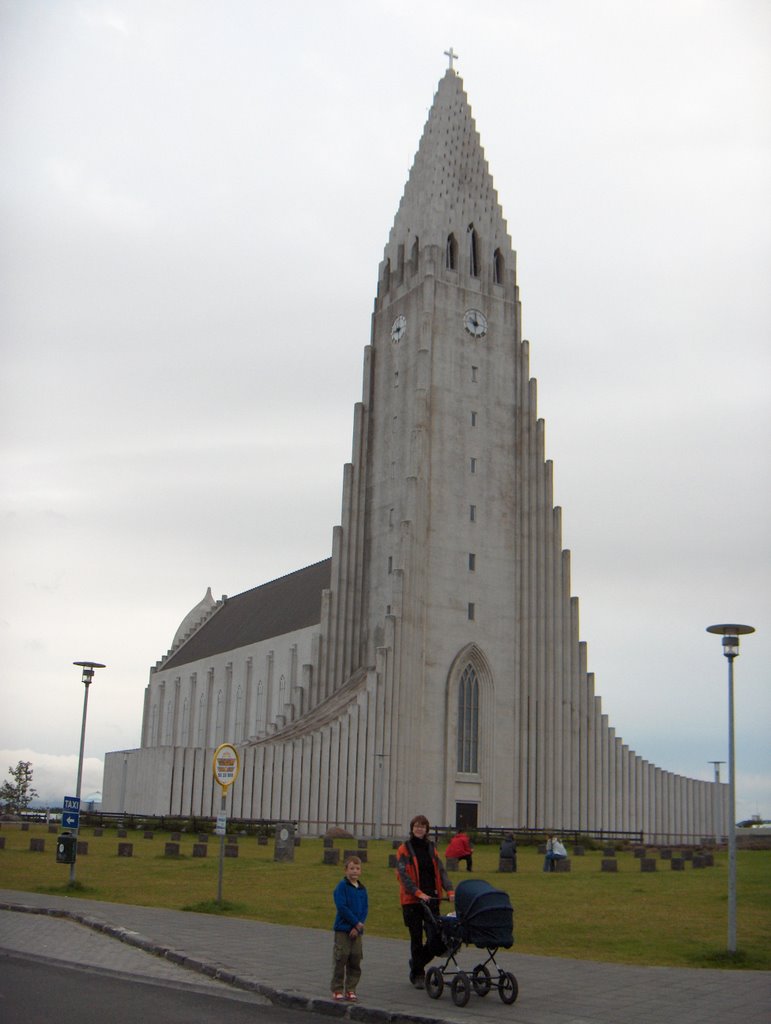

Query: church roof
[159,558,331,671]
[385,69,512,264]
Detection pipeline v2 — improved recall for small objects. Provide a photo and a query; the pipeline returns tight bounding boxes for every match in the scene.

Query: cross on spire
[444,47,459,71]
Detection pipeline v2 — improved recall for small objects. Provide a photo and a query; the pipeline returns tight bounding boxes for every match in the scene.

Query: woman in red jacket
[445,829,474,871]
[395,814,455,988]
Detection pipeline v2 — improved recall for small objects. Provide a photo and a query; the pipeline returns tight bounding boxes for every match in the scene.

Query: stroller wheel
[498,970,519,1005]
[472,963,492,996]
[451,971,471,1007]
[425,967,444,999]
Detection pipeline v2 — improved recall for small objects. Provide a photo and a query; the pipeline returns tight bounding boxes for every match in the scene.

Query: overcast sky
[1,0,769,820]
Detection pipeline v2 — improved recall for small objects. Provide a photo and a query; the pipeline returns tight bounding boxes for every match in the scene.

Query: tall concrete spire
[385,70,512,268]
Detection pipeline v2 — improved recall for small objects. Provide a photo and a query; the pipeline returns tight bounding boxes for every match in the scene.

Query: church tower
[318,66,587,830]
[103,66,726,843]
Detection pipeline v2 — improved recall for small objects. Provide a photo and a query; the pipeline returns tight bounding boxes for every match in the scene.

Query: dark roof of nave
[161,558,331,671]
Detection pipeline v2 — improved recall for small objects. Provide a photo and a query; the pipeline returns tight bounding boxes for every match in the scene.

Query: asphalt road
[0,953,341,1024]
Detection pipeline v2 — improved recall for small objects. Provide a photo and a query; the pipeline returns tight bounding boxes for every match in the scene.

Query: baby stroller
[422,878,518,1007]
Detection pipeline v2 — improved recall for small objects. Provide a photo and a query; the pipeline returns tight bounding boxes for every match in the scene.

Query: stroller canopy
[454,879,514,949]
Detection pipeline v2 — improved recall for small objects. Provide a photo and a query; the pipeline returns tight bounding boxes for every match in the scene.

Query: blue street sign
[62,810,80,829]
[63,796,81,813]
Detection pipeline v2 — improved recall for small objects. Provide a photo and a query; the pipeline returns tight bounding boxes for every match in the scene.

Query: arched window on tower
[410,235,419,274]
[493,248,504,285]
[468,227,479,277]
[457,664,479,773]
[446,233,457,270]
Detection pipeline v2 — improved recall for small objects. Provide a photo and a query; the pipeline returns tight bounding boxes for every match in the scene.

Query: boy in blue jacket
[331,855,368,1001]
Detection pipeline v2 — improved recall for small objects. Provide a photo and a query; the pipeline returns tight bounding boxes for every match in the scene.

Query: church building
[102,66,725,842]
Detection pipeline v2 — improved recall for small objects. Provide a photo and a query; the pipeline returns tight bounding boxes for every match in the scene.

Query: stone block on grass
[670,858,685,871]
[165,842,181,857]
[601,858,618,872]
[77,841,88,855]
[498,857,515,872]
[192,843,207,858]
[554,857,571,872]
[323,848,341,865]
[343,848,367,863]
[29,837,45,852]
[640,858,656,872]
[117,842,133,857]
[225,844,239,858]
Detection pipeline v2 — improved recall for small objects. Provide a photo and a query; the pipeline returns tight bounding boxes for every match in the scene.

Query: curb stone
[0,900,457,1024]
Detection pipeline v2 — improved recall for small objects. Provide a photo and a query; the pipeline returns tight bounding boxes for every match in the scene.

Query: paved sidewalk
[1,890,769,1024]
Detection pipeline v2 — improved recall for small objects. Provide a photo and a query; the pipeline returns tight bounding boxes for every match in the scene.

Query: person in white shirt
[543,835,568,872]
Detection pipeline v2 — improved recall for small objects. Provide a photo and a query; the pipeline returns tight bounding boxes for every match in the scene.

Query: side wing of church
[103,69,726,842]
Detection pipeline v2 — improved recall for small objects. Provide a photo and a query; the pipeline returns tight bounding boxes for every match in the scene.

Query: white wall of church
[140,622,319,752]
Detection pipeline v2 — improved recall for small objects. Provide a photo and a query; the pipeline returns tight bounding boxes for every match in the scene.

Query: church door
[455,802,478,830]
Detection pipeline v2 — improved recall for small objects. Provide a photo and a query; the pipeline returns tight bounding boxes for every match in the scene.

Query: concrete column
[542,490,556,829]
[319,729,331,831]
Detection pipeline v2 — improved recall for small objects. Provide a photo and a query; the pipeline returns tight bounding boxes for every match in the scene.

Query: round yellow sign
[212,743,240,789]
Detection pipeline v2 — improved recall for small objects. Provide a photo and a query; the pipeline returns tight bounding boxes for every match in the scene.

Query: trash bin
[56,833,77,864]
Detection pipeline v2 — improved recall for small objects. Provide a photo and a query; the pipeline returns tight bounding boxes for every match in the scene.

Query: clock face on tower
[463,308,488,337]
[391,314,407,343]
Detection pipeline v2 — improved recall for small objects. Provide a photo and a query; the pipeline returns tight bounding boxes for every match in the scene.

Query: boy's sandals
[332,992,345,1001]
[346,992,358,1001]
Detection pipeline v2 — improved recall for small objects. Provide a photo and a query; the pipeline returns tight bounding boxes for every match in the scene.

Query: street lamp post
[70,660,106,884]
[705,624,754,954]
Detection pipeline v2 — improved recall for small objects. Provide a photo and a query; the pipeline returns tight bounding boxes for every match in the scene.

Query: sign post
[212,743,240,905]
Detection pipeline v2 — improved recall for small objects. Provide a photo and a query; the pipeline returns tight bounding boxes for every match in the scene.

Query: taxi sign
[212,743,240,790]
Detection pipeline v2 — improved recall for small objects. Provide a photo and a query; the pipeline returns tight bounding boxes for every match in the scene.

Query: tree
[0,760,38,815]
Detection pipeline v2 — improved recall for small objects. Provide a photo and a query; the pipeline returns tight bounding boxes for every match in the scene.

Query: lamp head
[706,624,755,661]
[73,660,106,685]
[721,635,740,659]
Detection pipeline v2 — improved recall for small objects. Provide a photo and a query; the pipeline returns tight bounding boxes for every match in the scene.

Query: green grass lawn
[2,825,769,970]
